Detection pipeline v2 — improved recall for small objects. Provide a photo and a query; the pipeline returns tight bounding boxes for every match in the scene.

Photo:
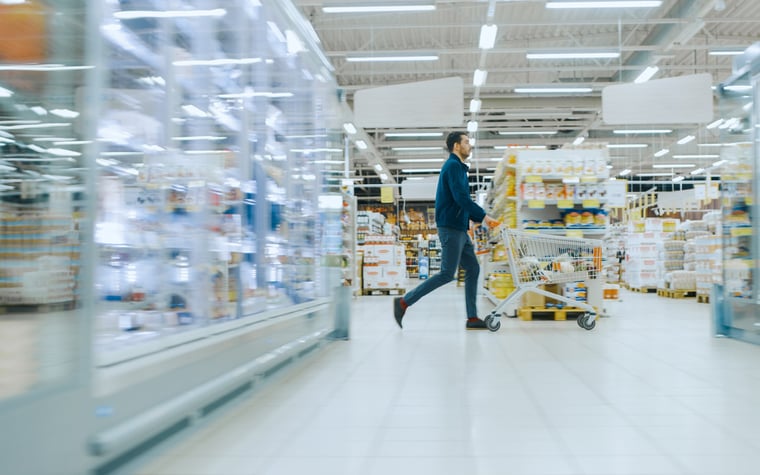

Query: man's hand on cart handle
[483,215,500,229]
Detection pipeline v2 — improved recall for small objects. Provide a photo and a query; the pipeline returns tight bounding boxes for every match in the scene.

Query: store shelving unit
[513,149,612,238]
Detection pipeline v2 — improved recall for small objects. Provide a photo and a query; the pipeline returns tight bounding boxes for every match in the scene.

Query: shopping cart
[482,228,603,332]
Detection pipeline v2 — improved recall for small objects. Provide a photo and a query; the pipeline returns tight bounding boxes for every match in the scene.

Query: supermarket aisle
[136,284,760,475]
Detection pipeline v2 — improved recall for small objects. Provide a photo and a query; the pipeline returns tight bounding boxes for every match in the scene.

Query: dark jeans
[403,226,480,319]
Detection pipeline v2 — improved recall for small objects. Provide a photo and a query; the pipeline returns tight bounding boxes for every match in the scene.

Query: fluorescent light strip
[546,1,662,8]
[654,149,670,157]
[467,121,478,132]
[392,146,443,151]
[527,52,619,59]
[343,122,357,134]
[709,49,744,56]
[479,24,498,50]
[636,172,674,177]
[514,87,592,93]
[473,69,488,87]
[652,163,695,168]
[402,169,440,173]
[346,55,438,62]
[469,99,481,114]
[499,130,558,136]
[323,4,435,13]
[355,140,368,150]
[672,154,720,159]
[677,135,695,145]
[607,143,648,148]
[634,66,659,84]
[613,129,671,134]
[672,176,685,182]
[619,169,632,176]
[385,132,442,138]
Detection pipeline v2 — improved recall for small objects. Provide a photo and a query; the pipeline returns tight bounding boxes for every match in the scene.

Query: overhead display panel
[602,73,714,125]
[354,77,464,128]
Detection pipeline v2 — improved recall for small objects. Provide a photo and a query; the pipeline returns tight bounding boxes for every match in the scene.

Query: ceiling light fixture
[345,54,438,62]
[636,172,674,177]
[469,99,481,113]
[573,136,585,146]
[613,129,672,134]
[526,51,620,60]
[343,122,357,134]
[672,154,720,159]
[677,135,695,145]
[385,132,442,138]
[355,140,368,150]
[479,24,498,49]
[690,168,706,175]
[619,169,632,176]
[706,118,724,129]
[323,3,435,13]
[672,176,685,182]
[392,146,443,151]
[607,144,648,148]
[654,149,670,157]
[514,87,593,93]
[709,48,745,56]
[467,121,478,132]
[634,66,659,83]
[546,1,662,8]
[499,130,559,136]
[473,69,488,87]
[652,163,695,168]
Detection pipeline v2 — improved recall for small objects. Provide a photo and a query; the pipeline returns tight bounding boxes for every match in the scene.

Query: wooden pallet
[697,294,710,304]
[656,288,697,299]
[627,285,657,293]
[517,305,588,321]
[363,288,405,296]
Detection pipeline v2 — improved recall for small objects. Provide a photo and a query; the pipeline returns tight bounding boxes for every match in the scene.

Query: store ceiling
[294,0,760,195]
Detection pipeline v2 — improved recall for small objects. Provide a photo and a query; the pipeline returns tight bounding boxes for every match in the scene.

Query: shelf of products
[513,149,612,237]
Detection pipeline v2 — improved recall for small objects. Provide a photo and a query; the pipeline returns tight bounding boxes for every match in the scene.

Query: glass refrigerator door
[715,44,760,343]
[92,0,343,365]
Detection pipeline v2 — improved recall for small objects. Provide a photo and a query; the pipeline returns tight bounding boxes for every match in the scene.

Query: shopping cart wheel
[577,313,596,330]
[484,314,501,332]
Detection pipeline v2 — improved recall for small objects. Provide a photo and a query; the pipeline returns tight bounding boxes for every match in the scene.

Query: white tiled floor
[136,284,760,475]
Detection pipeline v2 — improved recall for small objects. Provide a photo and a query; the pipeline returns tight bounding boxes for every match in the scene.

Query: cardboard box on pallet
[521,283,561,307]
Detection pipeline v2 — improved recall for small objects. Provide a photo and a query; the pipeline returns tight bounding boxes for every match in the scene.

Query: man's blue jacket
[435,153,487,231]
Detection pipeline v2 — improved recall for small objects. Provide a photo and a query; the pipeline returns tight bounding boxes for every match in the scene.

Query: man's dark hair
[446,131,467,153]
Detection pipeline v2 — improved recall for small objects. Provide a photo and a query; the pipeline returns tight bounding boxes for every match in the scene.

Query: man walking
[393,131,499,330]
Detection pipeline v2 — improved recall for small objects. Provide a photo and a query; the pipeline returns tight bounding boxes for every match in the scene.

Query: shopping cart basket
[482,228,603,332]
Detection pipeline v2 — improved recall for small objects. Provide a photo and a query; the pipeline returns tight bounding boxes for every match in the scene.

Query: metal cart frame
[483,228,603,332]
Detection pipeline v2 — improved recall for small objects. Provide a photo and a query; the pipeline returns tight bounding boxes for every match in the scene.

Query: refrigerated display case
[0,1,349,473]
[713,42,760,345]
